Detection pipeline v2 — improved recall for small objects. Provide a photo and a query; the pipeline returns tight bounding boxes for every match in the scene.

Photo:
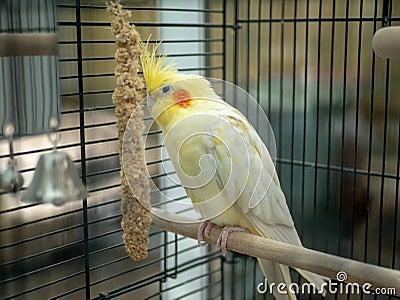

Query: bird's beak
[146,94,156,117]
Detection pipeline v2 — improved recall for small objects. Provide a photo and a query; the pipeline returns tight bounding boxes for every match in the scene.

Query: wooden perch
[151,207,400,293]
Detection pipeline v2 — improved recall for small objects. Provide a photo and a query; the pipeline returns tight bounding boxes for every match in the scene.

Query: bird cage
[0,0,399,299]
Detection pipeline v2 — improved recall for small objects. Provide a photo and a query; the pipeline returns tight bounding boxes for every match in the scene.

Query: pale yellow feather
[140,40,179,93]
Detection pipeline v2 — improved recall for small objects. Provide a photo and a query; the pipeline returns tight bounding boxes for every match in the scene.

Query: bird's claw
[217,226,249,256]
[197,220,213,244]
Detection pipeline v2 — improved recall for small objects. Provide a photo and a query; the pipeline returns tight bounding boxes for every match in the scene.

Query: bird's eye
[161,85,172,95]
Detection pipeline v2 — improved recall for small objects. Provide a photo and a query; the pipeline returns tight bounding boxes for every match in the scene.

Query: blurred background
[0,0,399,299]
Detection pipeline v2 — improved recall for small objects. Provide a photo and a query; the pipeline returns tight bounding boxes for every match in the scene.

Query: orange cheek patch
[172,89,192,108]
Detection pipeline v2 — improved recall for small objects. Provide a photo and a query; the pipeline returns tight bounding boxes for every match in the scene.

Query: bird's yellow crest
[140,40,179,94]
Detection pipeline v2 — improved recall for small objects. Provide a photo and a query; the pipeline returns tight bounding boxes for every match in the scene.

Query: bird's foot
[197,220,214,244]
[217,226,249,256]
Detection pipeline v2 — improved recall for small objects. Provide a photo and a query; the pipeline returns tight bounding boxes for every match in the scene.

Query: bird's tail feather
[257,258,297,300]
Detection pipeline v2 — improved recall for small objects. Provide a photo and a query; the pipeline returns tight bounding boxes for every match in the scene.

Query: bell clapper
[48,117,61,151]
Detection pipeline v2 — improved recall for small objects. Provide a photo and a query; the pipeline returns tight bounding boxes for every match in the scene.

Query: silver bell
[0,160,24,193]
[1,123,24,193]
[22,151,88,206]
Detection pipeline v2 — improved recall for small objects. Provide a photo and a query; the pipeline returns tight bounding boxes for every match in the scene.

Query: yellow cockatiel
[140,43,328,299]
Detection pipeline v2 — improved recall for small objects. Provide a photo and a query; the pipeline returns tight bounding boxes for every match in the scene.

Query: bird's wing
[220,109,332,292]
[215,107,303,246]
